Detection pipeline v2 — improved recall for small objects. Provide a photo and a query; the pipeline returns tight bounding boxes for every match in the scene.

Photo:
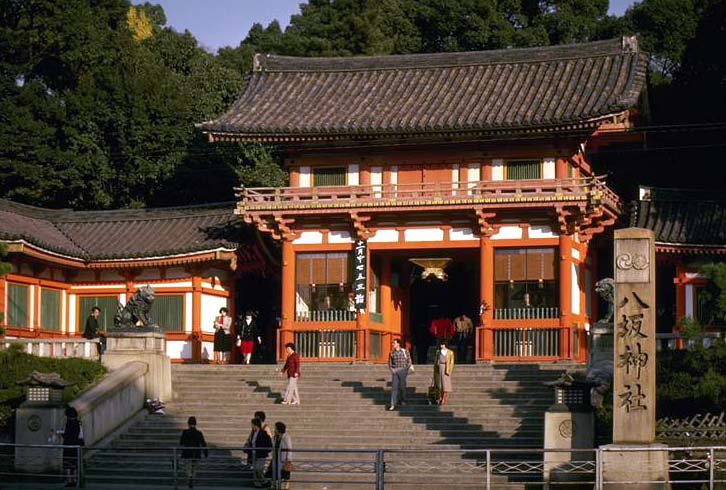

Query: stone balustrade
[0,338,100,360]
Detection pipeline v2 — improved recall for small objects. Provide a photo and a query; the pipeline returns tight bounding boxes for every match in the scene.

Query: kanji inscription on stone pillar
[613,228,656,444]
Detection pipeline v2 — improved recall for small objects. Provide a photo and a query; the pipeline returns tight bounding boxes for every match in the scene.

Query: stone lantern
[15,372,75,474]
[542,373,595,488]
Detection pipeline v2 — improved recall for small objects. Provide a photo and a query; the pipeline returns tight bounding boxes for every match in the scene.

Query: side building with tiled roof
[0,199,270,362]
[201,36,648,364]
[631,187,726,339]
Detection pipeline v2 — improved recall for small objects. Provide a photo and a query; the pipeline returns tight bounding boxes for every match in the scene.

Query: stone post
[601,228,669,489]
[102,331,171,401]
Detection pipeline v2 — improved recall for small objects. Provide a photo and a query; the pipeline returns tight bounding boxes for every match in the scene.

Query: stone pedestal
[14,405,65,473]
[543,411,594,487]
[103,332,171,401]
[601,443,670,490]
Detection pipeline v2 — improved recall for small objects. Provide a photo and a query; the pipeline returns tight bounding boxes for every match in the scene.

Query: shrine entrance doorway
[406,249,479,364]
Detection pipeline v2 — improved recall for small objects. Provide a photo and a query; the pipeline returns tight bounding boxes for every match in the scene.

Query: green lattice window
[78,296,119,333]
[506,160,542,180]
[7,283,29,327]
[40,289,61,331]
[313,167,346,186]
[150,295,184,332]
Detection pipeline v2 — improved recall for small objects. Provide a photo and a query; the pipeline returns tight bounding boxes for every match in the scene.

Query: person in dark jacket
[61,406,83,485]
[236,311,262,365]
[179,416,208,488]
[280,343,301,405]
[83,306,105,356]
[248,417,273,487]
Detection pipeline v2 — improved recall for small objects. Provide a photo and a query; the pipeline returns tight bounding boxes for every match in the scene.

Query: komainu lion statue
[113,285,158,330]
[586,278,616,408]
[594,278,615,322]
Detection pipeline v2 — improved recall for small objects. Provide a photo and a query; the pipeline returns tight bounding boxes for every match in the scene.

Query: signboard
[613,228,656,444]
[353,240,367,311]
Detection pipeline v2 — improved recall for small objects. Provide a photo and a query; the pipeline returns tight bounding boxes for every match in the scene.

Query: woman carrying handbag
[432,340,455,405]
[267,421,293,489]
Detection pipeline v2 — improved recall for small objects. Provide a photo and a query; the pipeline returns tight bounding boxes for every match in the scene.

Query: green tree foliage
[0,0,246,209]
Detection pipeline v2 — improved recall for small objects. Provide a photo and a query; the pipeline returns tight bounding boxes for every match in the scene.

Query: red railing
[236,176,620,212]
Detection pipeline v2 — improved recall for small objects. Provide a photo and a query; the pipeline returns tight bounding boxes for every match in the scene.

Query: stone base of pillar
[600,443,671,490]
[103,332,171,401]
[543,411,594,487]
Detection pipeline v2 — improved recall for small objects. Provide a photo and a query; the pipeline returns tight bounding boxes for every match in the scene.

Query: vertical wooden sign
[353,240,367,311]
[613,228,656,444]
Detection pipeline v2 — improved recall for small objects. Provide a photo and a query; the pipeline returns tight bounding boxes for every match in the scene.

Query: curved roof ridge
[256,37,637,73]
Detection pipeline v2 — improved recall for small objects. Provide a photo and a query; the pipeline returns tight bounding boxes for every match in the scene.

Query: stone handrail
[70,361,148,447]
[0,338,100,360]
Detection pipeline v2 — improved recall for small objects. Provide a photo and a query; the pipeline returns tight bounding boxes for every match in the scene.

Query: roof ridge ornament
[622,35,638,53]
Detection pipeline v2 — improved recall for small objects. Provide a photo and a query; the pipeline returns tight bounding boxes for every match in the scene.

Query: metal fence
[4,443,726,489]
[494,306,560,320]
[294,329,357,358]
[493,327,561,357]
[296,309,357,322]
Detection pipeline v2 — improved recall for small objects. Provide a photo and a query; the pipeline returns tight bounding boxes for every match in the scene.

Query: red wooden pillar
[191,276,202,362]
[0,276,6,327]
[555,157,569,179]
[559,235,573,360]
[479,237,494,360]
[280,239,296,361]
[675,260,686,349]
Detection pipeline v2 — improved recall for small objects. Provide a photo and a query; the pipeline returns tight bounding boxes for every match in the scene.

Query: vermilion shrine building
[200,37,648,363]
[0,201,268,362]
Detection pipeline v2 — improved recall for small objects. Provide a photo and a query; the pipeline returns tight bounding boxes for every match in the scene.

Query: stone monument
[601,228,669,489]
[103,286,171,401]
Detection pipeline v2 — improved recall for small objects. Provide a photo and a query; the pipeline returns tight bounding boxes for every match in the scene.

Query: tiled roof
[0,200,239,261]
[630,189,726,248]
[200,37,647,141]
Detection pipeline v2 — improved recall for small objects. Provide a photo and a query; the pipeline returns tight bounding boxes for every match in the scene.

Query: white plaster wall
[572,263,581,315]
[390,166,398,185]
[404,228,444,242]
[529,225,557,238]
[467,164,480,193]
[28,285,35,330]
[347,164,359,186]
[166,340,192,360]
[147,282,193,289]
[371,166,383,197]
[369,229,399,243]
[293,231,324,245]
[68,294,77,335]
[118,293,126,306]
[492,225,522,240]
[492,159,504,181]
[452,164,459,194]
[184,292,193,333]
[201,294,228,334]
[450,228,477,241]
[543,158,556,179]
[72,284,124,290]
[685,284,694,317]
[572,248,581,260]
[299,166,311,187]
[61,290,68,334]
[329,231,353,243]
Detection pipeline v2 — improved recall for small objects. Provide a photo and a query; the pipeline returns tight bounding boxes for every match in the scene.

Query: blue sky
[135,0,639,53]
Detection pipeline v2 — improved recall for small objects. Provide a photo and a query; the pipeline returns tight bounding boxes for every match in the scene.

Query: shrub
[0,345,106,427]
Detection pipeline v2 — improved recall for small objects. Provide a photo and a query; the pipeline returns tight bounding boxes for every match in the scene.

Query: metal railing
[294,329,357,358]
[4,443,726,489]
[493,327,561,357]
[236,175,621,213]
[494,306,559,320]
[296,309,357,322]
[0,338,100,360]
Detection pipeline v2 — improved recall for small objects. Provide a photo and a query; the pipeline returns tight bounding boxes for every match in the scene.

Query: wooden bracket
[350,212,372,240]
[475,209,499,237]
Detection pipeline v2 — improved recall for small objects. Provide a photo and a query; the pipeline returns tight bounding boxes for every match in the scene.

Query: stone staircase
[85,363,578,489]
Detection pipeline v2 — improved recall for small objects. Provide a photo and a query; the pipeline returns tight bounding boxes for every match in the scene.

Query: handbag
[283,461,294,472]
